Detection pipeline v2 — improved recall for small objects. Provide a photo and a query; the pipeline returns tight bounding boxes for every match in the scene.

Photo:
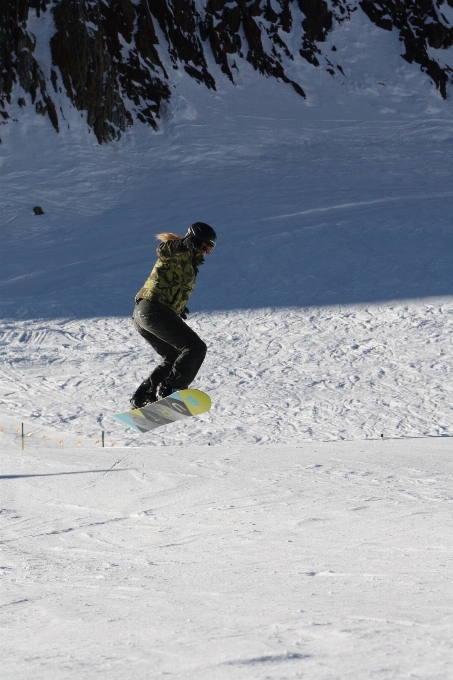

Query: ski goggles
[201,241,215,254]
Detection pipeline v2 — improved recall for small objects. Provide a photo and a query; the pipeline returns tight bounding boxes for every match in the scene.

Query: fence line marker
[2,425,117,447]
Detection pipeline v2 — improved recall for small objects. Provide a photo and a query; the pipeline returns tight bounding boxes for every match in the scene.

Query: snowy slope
[1,45,453,445]
[1,14,453,679]
[2,439,453,679]
[4,1,453,140]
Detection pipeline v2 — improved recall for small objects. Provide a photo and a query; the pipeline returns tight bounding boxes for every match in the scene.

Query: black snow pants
[133,298,207,391]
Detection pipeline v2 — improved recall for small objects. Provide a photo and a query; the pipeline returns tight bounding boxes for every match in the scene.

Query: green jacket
[136,239,204,315]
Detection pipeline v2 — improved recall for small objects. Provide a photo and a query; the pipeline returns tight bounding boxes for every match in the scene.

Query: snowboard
[113,389,211,433]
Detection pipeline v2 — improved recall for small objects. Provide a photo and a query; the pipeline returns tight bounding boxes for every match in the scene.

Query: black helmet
[188,222,217,249]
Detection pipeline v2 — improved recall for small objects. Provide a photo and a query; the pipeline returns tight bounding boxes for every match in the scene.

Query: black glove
[181,235,204,252]
[180,307,190,320]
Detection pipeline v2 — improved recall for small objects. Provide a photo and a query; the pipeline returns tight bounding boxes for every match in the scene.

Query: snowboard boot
[130,378,157,409]
[156,380,188,400]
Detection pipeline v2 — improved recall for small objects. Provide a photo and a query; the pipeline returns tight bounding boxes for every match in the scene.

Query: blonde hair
[156,232,182,242]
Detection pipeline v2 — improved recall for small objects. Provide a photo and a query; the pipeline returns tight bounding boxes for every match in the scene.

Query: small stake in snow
[381,433,384,439]
[22,423,24,450]
[102,431,105,448]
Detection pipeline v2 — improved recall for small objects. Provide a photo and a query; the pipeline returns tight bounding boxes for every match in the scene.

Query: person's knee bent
[199,340,207,361]
[186,337,207,361]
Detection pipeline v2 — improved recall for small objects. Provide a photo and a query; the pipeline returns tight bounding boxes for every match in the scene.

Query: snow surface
[1,13,453,678]
[2,439,453,679]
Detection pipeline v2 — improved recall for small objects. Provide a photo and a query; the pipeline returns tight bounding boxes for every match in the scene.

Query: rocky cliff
[1,0,453,142]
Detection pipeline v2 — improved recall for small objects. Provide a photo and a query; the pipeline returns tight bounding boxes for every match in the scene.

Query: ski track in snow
[2,441,453,679]
[0,301,452,447]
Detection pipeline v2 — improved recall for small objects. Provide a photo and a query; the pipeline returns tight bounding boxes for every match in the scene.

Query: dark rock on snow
[1,0,453,142]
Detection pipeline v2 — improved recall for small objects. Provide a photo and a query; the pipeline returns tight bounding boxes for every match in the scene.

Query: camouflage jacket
[136,239,204,315]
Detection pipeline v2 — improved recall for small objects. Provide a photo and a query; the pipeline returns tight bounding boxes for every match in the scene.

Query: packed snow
[1,10,453,679]
[3,440,453,679]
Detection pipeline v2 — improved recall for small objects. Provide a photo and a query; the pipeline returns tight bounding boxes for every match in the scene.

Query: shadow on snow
[1,193,452,320]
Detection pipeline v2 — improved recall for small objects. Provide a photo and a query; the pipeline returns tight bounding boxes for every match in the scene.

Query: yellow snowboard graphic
[113,389,211,433]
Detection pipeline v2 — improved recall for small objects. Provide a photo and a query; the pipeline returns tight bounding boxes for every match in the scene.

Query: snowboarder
[130,222,217,408]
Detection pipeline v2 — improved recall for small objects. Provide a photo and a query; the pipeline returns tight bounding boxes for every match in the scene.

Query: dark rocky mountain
[1,0,453,142]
